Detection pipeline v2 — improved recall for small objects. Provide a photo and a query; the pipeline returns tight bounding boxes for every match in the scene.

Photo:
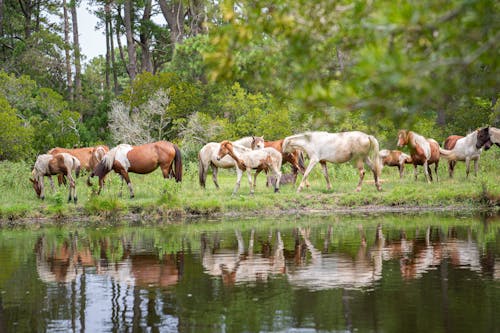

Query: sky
[77,2,106,63]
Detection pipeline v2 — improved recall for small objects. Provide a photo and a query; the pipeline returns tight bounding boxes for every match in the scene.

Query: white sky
[77,2,106,62]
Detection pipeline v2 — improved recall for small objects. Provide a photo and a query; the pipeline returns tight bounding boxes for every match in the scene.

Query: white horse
[439,130,482,178]
[282,131,382,192]
[198,136,264,188]
[217,140,282,195]
[30,153,81,203]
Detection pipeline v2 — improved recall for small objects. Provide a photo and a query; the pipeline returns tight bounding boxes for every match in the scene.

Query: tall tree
[62,0,73,99]
[123,0,137,80]
[157,0,184,47]
[70,0,82,100]
[139,0,153,73]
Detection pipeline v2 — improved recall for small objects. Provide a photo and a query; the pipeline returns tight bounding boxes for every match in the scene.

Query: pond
[0,213,499,332]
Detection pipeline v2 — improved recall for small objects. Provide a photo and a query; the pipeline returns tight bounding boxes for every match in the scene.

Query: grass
[1,148,500,223]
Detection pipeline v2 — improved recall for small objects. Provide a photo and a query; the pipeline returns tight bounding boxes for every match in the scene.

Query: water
[0,213,499,332]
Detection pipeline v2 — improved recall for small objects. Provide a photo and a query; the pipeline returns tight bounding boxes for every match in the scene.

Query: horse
[198,136,264,189]
[48,145,109,186]
[282,131,382,192]
[438,131,482,178]
[397,130,440,183]
[216,140,282,195]
[92,141,182,198]
[476,126,500,150]
[251,138,306,186]
[442,135,464,178]
[379,149,412,179]
[30,153,81,203]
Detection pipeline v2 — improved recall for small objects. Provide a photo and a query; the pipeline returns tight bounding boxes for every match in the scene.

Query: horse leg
[48,175,55,192]
[320,161,332,190]
[67,172,77,204]
[427,164,433,182]
[364,157,382,191]
[473,158,479,177]
[40,176,46,200]
[297,158,318,193]
[117,168,134,198]
[399,164,404,179]
[212,165,220,189]
[232,168,243,196]
[248,169,255,195]
[272,166,282,193]
[423,161,431,183]
[465,157,471,179]
[355,160,366,192]
[448,160,455,178]
[434,161,439,182]
[413,164,418,181]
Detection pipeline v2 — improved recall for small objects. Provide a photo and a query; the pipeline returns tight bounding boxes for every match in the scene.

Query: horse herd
[29,126,500,203]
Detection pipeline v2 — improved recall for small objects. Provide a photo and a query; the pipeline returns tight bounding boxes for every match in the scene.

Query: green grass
[1,149,500,223]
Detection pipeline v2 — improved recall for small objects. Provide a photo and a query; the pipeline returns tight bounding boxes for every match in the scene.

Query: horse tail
[439,147,457,161]
[172,144,183,182]
[198,152,207,188]
[368,135,382,178]
[72,156,81,178]
[93,149,115,179]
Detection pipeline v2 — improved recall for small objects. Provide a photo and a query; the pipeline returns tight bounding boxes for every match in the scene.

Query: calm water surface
[0,213,499,332]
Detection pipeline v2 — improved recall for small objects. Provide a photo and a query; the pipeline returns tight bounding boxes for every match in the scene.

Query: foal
[30,153,81,203]
[217,140,282,195]
[379,149,412,179]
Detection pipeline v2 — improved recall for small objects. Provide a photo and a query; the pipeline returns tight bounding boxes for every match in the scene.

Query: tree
[0,95,33,160]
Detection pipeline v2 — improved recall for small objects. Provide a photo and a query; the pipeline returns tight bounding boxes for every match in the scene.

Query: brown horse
[397,130,440,183]
[92,141,182,198]
[251,138,306,186]
[443,135,464,178]
[49,145,109,186]
[379,149,412,179]
[30,153,81,203]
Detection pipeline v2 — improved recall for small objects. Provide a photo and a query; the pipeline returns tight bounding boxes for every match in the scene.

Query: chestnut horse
[30,153,81,203]
[443,135,464,178]
[476,126,500,150]
[439,131,482,178]
[92,141,182,198]
[251,138,306,185]
[217,140,282,195]
[379,149,412,179]
[282,131,382,192]
[397,130,440,183]
[198,136,264,189]
[49,145,109,186]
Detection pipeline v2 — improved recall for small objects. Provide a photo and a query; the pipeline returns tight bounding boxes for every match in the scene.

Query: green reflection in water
[0,212,499,332]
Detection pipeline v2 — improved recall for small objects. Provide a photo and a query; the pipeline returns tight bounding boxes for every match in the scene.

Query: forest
[0,0,498,162]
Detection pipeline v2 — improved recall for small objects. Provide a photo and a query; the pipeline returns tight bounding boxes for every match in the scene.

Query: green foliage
[0,96,34,160]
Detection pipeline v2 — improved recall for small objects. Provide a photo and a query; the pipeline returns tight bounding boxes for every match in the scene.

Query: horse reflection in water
[35,235,183,288]
[287,226,385,290]
[201,230,285,285]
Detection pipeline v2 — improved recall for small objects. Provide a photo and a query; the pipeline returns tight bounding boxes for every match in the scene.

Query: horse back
[444,135,464,150]
[264,139,284,153]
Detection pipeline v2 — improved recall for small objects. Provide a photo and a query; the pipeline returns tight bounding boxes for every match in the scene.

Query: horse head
[251,136,265,150]
[476,127,492,150]
[30,178,43,199]
[397,130,409,147]
[217,141,233,161]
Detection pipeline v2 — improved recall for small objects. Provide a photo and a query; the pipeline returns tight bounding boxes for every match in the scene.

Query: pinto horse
[198,136,264,189]
[397,130,440,183]
[476,126,500,150]
[48,145,109,186]
[439,131,482,178]
[30,153,81,203]
[251,138,306,185]
[442,135,464,178]
[380,149,412,179]
[217,140,282,195]
[92,141,182,198]
[282,131,382,192]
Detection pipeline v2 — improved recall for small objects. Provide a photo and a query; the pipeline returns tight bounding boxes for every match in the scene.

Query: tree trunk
[158,0,184,48]
[115,5,127,76]
[19,0,33,38]
[109,5,118,95]
[62,0,73,100]
[105,0,111,90]
[70,0,82,100]
[139,0,153,73]
[123,0,137,81]
[188,0,206,36]
[0,0,4,37]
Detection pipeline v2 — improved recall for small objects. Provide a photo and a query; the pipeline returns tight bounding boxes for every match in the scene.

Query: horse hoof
[274,188,280,193]
[130,195,135,199]
[74,197,78,204]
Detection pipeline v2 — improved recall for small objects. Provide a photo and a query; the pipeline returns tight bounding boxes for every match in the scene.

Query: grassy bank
[1,149,500,223]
